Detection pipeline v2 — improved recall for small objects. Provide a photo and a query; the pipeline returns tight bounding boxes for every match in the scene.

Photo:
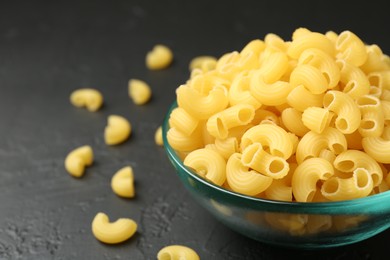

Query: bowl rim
[162,101,390,213]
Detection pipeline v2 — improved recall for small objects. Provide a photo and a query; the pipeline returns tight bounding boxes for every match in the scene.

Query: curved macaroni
[362,136,390,163]
[167,126,203,152]
[168,107,199,136]
[301,107,332,134]
[226,153,273,196]
[155,126,163,146]
[183,148,226,186]
[70,88,103,112]
[111,166,135,198]
[176,84,229,120]
[146,44,173,70]
[189,55,217,72]
[334,149,383,186]
[287,85,324,112]
[128,79,152,105]
[290,64,328,94]
[228,72,261,109]
[336,30,367,67]
[292,158,334,202]
[336,59,370,99]
[104,115,131,145]
[65,145,93,178]
[240,124,294,159]
[323,90,361,134]
[206,104,255,139]
[356,95,384,137]
[91,212,137,244]
[157,245,200,260]
[241,143,289,179]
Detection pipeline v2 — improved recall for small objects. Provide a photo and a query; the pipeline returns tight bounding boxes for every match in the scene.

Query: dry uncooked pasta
[168,27,390,203]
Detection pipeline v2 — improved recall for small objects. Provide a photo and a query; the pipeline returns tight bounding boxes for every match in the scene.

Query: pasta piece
[65,145,93,178]
[167,126,203,152]
[280,108,308,137]
[360,44,389,73]
[146,44,173,70]
[323,90,361,134]
[296,127,347,164]
[381,100,390,126]
[334,150,383,186]
[104,115,131,145]
[240,124,294,159]
[240,39,266,56]
[91,212,137,244]
[128,79,152,105]
[290,64,328,94]
[157,245,200,260]
[336,59,370,99]
[287,85,324,112]
[111,166,135,198]
[183,148,226,186]
[154,126,163,146]
[206,104,255,139]
[298,48,340,89]
[241,143,289,179]
[189,55,217,72]
[168,107,199,136]
[322,168,373,201]
[356,95,384,137]
[70,88,103,112]
[176,84,229,120]
[226,153,273,196]
[301,107,332,134]
[367,71,390,90]
[228,72,261,109]
[362,136,390,163]
[336,30,367,67]
[264,179,293,202]
[288,29,335,59]
[292,158,334,202]
[214,137,239,160]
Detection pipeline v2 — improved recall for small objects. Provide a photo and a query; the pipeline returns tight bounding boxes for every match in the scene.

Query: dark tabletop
[1,0,389,259]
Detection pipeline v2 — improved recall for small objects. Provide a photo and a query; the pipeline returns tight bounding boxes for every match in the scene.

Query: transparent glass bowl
[162,102,390,249]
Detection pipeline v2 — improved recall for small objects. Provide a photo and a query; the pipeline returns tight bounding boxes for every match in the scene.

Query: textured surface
[0,1,389,259]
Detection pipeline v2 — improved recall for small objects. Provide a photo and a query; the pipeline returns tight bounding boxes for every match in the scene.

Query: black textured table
[1,1,389,259]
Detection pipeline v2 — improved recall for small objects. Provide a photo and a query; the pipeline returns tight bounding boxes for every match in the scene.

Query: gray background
[0,0,389,259]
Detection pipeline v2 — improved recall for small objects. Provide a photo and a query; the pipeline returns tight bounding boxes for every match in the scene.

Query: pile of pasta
[167,28,390,203]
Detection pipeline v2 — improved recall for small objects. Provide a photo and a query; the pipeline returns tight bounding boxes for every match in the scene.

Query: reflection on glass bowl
[163,101,390,249]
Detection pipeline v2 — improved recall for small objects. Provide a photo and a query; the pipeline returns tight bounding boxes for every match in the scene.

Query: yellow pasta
[168,107,199,136]
[214,137,239,160]
[298,48,340,89]
[167,126,203,152]
[292,158,334,202]
[367,71,390,90]
[336,59,370,99]
[240,39,266,56]
[111,166,135,198]
[146,44,173,70]
[65,145,93,178]
[290,64,328,94]
[287,85,324,112]
[336,30,367,67]
[226,153,273,196]
[189,55,217,72]
[296,127,347,164]
[301,107,332,134]
[333,149,383,186]
[228,72,262,109]
[288,29,335,59]
[183,148,226,186]
[176,84,229,120]
[104,115,131,145]
[240,124,294,159]
[322,168,373,201]
[157,245,200,260]
[241,143,289,179]
[155,126,163,146]
[362,136,390,163]
[356,95,384,137]
[70,88,103,112]
[206,103,255,139]
[323,90,361,134]
[128,79,152,105]
[360,44,389,73]
[381,100,390,126]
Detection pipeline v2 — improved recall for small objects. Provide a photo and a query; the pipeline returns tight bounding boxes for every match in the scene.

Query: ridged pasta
[176,84,229,119]
[287,85,324,112]
[337,59,370,99]
[288,30,335,59]
[168,107,199,136]
[335,30,367,66]
[228,72,261,109]
[321,168,373,201]
[207,104,255,139]
[301,107,332,134]
[240,124,294,159]
[183,148,226,186]
[292,158,334,202]
[281,108,309,137]
[323,90,361,134]
[226,153,273,196]
[296,127,347,164]
[214,137,239,160]
[167,126,203,152]
[360,44,389,73]
[241,143,289,179]
[334,150,383,186]
[290,64,329,94]
[362,136,390,163]
[356,95,384,137]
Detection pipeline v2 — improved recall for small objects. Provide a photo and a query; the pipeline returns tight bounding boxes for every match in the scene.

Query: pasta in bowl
[162,28,390,248]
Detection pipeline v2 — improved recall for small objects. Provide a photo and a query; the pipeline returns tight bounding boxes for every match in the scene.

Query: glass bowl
[162,101,390,249]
